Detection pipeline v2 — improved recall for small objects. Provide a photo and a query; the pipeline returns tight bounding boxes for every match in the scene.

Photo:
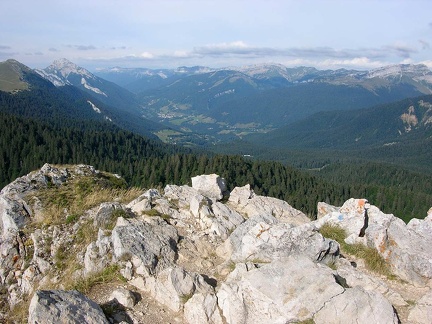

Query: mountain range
[1,57,432,223]
[2,57,432,172]
[94,62,432,144]
[0,59,167,138]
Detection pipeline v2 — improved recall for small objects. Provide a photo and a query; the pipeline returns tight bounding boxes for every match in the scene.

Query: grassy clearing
[35,172,141,226]
[319,223,392,277]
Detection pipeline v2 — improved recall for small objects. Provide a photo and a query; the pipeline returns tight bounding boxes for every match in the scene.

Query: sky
[1,0,432,71]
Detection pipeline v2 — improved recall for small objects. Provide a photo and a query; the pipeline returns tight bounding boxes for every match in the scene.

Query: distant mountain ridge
[0,59,166,138]
[96,62,432,93]
[3,58,432,146]
[123,63,432,144]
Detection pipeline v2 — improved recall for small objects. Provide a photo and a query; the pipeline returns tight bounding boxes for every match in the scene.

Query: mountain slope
[252,94,432,150]
[95,65,215,93]
[31,58,172,137]
[35,59,138,112]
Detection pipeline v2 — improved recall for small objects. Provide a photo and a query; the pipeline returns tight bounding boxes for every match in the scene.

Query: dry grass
[319,223,393,278]
[67,264,126,294]
[36,178,142,226]
[7,296,31,324]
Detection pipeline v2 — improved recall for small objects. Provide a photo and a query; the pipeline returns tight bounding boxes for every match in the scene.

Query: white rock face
[28,290,109,324]
[222,215,339,264]
[314,286,399,324]
[145,266,214,312]
[184,292,223,324]
[408,290,432,324]
[217,256,344,323]
[111,217,178,275]
[317,198,432,286]
[228,185,310,225]
[191,174,227,200]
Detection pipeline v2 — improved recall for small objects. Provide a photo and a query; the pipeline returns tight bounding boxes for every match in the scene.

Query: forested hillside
[1,112,431,221]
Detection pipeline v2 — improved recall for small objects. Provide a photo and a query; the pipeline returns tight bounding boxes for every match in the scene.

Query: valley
[1,58,432,223]
[1,57,432,324]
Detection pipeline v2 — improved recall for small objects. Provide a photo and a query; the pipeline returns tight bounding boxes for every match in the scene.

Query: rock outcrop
[316,198,432,287]
[28,290,109,324]
[0,164,431,323]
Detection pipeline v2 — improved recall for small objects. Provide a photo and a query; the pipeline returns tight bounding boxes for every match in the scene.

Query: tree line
[1,112,430,221]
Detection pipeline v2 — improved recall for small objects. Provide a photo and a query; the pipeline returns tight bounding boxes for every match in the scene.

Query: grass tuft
[319,223,393,278]
[68,264,126,294]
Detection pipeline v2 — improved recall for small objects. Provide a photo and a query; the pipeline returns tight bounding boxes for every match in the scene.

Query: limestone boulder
[217,256,344,323]
[111,216,178,275]
[335,259,407,307]
[314,286,399,324]
[28,290,109,324]
[317,198,432,286]
[228,184,254,205]
[84,229,112,275]
[228,186,309,225]
[184,292,223,324]
[0,195,30,238]
[222,215,339,264]
[191,174,227,201]
[217,256,398,324]
[164,184,201,209]
[317,201,339,219]
[207,202,244,239]
[145,266,214,312]
[94,202,128,228]
[109,288,137,308]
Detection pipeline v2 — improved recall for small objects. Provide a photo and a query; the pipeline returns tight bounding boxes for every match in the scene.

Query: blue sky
[1,0,432,71]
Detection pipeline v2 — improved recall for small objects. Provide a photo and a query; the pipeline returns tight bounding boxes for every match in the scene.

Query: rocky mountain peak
[49,58,93,78]
[1,164,431,323]
[367,63,432,79]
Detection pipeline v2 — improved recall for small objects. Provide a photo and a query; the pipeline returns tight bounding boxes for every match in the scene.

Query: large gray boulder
[184,292,223,324]
[314,286,399,324]
[28,290,109,324]
[335,259,407,307]
[217,256,398,324]
[191,174,227,201]
[220,215,339,264]
[144,266,214,312]
[111,216,178,276]
[228,184,310,225]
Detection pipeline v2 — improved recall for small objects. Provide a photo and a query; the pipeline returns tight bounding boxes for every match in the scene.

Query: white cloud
[173,50,190,58]
[140,52,154,59]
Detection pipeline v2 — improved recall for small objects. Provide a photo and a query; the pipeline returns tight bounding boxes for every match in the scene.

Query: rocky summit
[0,164,431,323]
